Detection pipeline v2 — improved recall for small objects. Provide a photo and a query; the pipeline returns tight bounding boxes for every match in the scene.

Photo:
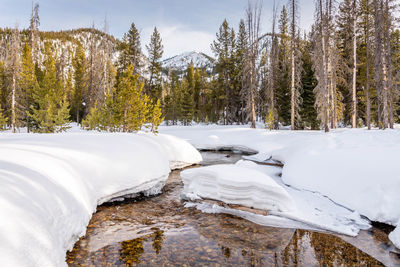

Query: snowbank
[140,133,202,169]
[0,132,201,267]
[181,164,296,212]
[389,225,400,250]
[160,125,400,248]
[182,160,369,236]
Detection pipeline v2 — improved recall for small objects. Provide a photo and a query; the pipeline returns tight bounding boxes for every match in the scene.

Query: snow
[389,226,400,250]
[140,133,202,170]
[181,164,296,212]
[162,51,214,72]
[160,125,400,248]
[0,132,201,267]
[182,160,370,236]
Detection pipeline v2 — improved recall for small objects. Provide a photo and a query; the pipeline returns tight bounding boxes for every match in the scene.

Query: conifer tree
[146,27,164,100]
[19,43,38,132]
[72,43,87,123]
[118,23,143,76]
[115,64,149,132]
[29,42,70,133]
[211,19,235,124]
[150,99,163,133]
[180,64,195,125]
[0,106,7,130]
[276,6,291,126]
[82,102,102,131]
[234,19,248,124]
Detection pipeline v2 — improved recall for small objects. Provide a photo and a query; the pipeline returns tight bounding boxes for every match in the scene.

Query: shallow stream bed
[67,152,400,266]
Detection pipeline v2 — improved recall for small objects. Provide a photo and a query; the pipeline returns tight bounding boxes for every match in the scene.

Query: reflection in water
[67,152,400,266]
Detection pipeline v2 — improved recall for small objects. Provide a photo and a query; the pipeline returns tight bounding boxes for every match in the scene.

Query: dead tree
[244,0,263,129]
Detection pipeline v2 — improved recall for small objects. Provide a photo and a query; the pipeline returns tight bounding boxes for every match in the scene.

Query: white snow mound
[0,132,200,267]
[181,164,296,212]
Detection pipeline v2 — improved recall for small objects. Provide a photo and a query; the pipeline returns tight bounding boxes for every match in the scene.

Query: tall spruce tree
[118,23,143,76]
[211,19,235,124]
[146,27,164,100]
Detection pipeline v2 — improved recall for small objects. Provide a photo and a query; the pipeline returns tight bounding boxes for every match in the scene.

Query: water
[67,152,400,266]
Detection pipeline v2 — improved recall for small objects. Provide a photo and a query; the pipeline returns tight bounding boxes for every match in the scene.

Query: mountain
[162,51,215,73]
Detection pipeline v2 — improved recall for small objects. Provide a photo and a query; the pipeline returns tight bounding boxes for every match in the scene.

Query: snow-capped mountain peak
[162,51,215,72]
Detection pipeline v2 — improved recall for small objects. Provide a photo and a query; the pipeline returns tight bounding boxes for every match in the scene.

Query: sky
[0,0,315,59]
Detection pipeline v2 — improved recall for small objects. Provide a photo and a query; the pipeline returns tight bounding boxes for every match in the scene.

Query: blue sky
[0,0,315,58]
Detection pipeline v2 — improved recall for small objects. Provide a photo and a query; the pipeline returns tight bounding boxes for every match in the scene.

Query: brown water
[67,152,400,267]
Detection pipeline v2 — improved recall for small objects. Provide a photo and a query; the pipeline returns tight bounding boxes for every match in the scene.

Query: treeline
[162,0,400,131]
[201,0,400,131]
[0,3,163,133]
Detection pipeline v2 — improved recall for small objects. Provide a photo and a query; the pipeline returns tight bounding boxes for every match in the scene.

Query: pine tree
[146,27,164,100]
[29,42,70,133]
[211,19,235,124]
[82,102,102,131]
[180,64,195,125]
[234,19,248,124]
[19,43,38,132]
[118,23,143,76]
[300,35,319,129]
[114,64,151,132]
[150,99,163,133]
[72,43,87,123]
[0,106,7,130]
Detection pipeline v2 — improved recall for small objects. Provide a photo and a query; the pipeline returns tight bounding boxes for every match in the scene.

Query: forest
[0,0,399,133]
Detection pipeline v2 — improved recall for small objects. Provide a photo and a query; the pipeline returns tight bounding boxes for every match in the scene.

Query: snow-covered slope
[0,132,201,267]
[162,51,215,72]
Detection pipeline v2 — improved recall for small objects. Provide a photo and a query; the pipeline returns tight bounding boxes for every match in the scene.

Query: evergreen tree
[276,6,291,126]
[72,43,87,123]
[0,105,7,130]
[233,19,248,124]
[150,99,163,133]
[19,43,38,132]
[82,102,102,131]
[118,23,143,76]
[29,42,70,133]
[146,27,164,100]
[300,36,319,129]
[180,64,195,125]
[211,19,235,124]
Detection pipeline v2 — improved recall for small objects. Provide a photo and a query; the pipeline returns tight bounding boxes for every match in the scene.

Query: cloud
[142,24,215,59]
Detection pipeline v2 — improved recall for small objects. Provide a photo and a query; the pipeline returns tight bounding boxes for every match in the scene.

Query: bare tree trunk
[385,0,394,128]
[351,0,357,128]
[11,74,16,133]
[245,0,262,129]
[320,0,330,132]
[290,0,296,130]
[365,0,371,130]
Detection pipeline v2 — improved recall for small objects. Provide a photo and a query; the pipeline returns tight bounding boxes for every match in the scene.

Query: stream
[67,152,400,266]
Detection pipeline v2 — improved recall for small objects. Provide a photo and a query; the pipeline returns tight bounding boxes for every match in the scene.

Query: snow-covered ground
[159,125,400,249]
[0,131,201,267]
